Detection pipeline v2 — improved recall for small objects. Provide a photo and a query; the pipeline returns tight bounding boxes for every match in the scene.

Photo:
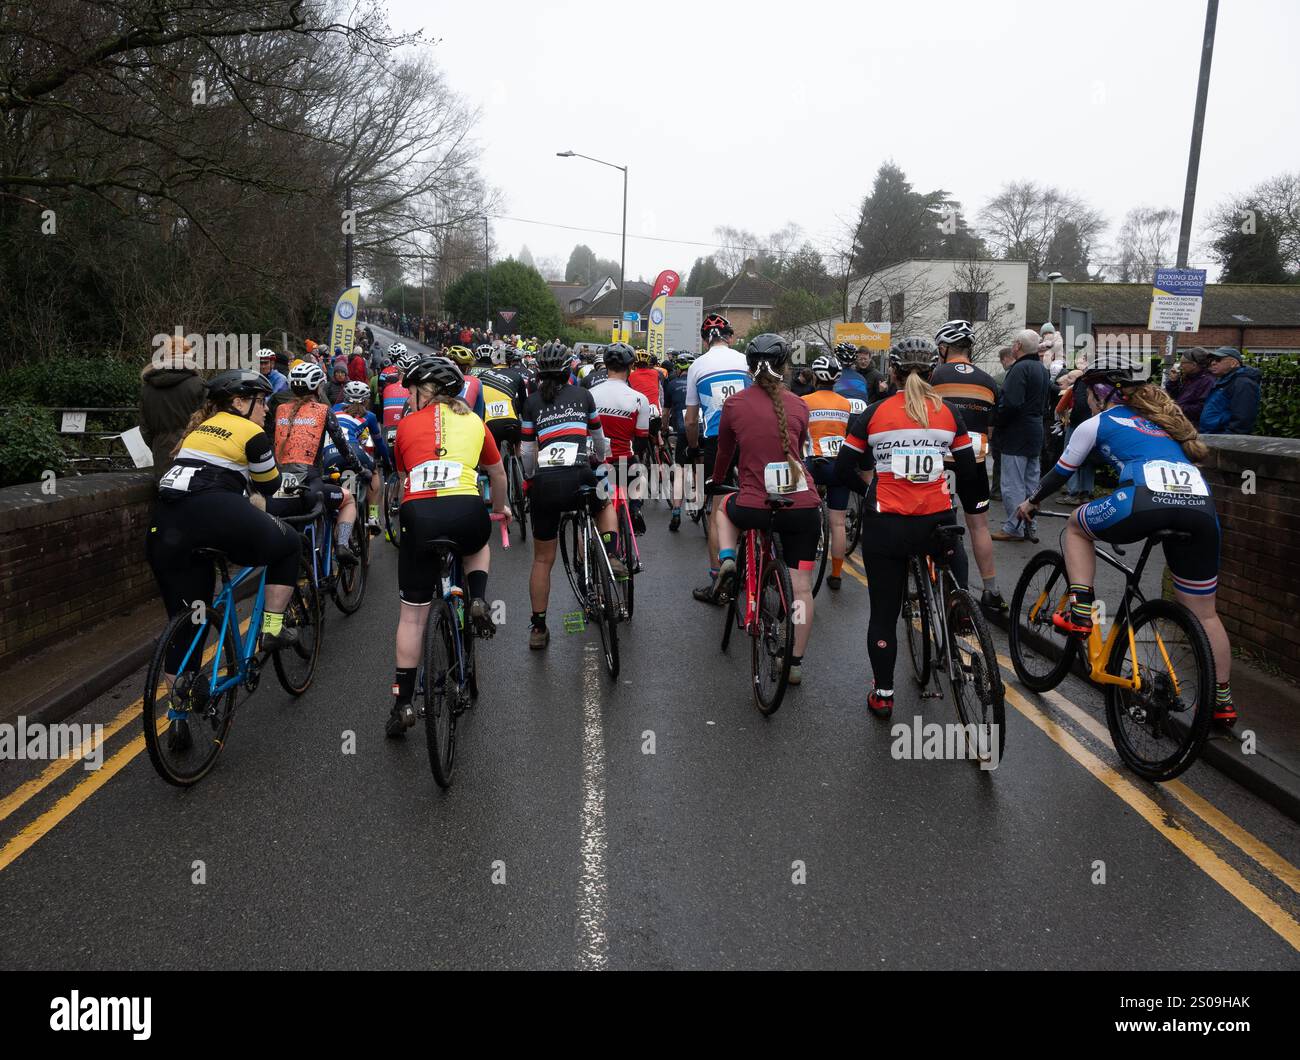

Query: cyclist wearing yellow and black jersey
[1016,353,1238,726]
[931,319,1005,614]
[478,360,529,453]
[148,370,301,656]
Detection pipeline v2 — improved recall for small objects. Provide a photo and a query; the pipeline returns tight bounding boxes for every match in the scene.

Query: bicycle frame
[734,527,784,633]
[611,483,642,569]
[173,564,266,700]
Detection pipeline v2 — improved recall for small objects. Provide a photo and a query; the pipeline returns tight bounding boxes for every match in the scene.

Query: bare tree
[977,181,1107,278]
[948,258,1018,366]
[1109,206,1179,282]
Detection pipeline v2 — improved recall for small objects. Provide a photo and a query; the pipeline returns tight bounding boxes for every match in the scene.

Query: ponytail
[755,371,803,487]
[1122,383,1209,463]
[902,369,943,427]
[170,398,223,460]
[540,375,562,404]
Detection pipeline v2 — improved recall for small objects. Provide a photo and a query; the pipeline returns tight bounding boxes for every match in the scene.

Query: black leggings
[148,491,301,618]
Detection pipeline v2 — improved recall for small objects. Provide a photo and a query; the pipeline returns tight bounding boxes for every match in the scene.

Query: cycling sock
[672,506,681,516]
[336,520,354,548]
[791,654,802,667]
[467,570,488,600]
[982,576,999,593]
[719,547,736,564]
[1215,683,1233,706]
[1068,584,1094,623]
[530,611,547,630]
[831,558,844,577]
[392,667,416,703]
[368,504,379,520]
[261,611,284,636]
[602,531,619,554]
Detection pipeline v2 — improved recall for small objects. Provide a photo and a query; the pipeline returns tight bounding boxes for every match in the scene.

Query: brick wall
[1094,326,1300,351]
[1200,436,1300,680]
[0,473,157,671]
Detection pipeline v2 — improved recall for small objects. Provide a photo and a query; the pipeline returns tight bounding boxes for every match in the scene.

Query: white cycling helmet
[288,361,326,394]
[342,380,371,404]
[395,350,419,375]
[935,319,975,349]
[387,341,408,358]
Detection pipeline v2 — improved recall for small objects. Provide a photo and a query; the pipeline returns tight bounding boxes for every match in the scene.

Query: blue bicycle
[142,500,323,786]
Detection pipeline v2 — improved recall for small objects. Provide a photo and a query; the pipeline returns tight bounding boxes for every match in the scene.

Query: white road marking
[576,644,608,969]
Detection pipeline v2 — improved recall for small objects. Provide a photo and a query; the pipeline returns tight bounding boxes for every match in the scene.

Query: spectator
[326,358,349,406]
[1053,343,1095,503]
[347,345,368,384]
[139,335,206,479]
[1199,347,1262,435]
[1167,346,1216,427]
[855,347,890,398]
[1039,322,1065,374]
[991,329,1050,542]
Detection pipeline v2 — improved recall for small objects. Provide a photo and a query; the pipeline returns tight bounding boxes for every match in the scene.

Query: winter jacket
[1198,365,1262,435]
[992,351,1051,456]
[139,366,207,478]
[1167,371,1215,428]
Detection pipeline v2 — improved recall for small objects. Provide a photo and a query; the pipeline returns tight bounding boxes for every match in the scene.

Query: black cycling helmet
[536,340,572,375]
[207,369,273,399]
[603,342,636,371]
[888,336,940,376]
[404,355,464,397]
[833,341,858,368]
[745,333,790,378]
[1081,349,1147,387]
[935,319,975,350]
[811,355,841,384]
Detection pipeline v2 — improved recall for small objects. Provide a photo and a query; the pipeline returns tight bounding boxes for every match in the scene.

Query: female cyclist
[1015,353,1236,726]
[387,356,510,737]
[331,378,393,531]
[832,337,985,718]
[149,370,300,664]
[701,334,821,685]
[519,340,618,650]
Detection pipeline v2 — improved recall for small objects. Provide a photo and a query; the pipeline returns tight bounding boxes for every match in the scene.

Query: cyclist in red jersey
[589,343,651,534]
[628,348,665,444]
[833,336,985,718]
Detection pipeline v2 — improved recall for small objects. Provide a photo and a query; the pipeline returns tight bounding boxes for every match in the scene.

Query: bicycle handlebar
[490,511,510,549]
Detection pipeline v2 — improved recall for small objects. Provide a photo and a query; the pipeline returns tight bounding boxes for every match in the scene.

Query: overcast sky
[391,0,1300,282]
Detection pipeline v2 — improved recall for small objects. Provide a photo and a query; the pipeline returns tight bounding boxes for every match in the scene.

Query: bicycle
[901,523,1006,763]
[382,425,402,547]
[504,443,528,544]
[142,497,324,786]
[607,465,643,620]
[421,512,510,788]
[308,467,369,616]
[557,484,624,679]
[716,486,797,716]
[1008,511,1214,781]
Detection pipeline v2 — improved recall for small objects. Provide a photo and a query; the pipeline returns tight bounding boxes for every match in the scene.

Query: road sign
[498,308,517,324]
[623,312,640,322]
[664,296,703,355]
[61,412,86,434]
[1148,268,1206,332]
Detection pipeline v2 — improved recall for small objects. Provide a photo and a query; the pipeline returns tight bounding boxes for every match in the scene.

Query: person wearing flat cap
[1198,347,1261,435]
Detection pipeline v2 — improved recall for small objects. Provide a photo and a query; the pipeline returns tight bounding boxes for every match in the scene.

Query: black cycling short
[860,508,960,560]
[675,431,691,465]
[808,458,848,511]
[398,496,490,604]
[724,495,822,568]
[951,459,991,514]
[488,418,522,452]
[529,465,601,541]
[703,435,737,488]
[266,467,343,519]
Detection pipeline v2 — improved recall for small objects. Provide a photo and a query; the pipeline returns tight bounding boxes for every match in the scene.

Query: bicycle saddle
[765,493,796,509]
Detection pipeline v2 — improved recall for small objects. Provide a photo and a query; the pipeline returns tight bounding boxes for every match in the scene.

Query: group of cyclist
[145,306,1239,748]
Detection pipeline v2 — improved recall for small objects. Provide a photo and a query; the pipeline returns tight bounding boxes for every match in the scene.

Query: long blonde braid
[755,370,804,486]
[1123,383,1209,462]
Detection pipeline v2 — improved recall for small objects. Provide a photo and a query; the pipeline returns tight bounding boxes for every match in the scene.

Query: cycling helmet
[604,342,636,371]
[888,336,940,376]
[671,350,695,371]
[257,347,276,364]
[935,319,975,350]
[394,350,420,375]
[811,355,841,384]
[505,346,523,366]
[745,333,790,378]
[207,369,273,399]
[342,380,371,404]
[387,341,407,358]
[378,365,400,386]
[536,340,572,375]
[634,347,653,367]
[834,341,857,367]
[475,343,495,363]
[445,344,474,368]
[701,313,733,342]
[288,361,327,394]
[1081,349,1147,386]
[404,355,464,397]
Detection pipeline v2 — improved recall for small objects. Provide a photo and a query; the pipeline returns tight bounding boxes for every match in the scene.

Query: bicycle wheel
[845,493,864,553]
[811,502,830,597]
[142,606,240,787]
[752,558,794,716]
[1104,598,1214,782]
[1009,549,1076,692]
[616,501,635,620]
[946,588,1006,762]
[902,557,931,687]
[558,512,586,606]
[272,562,322,696]
[509,457,528,543]
[383,471,402,547]
[591,531,620,680]
[422,599,458,788]
[334,521,368,615]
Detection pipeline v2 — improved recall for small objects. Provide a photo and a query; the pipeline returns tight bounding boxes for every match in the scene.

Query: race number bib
[714,382,742,405]
[487,400,511,419]
[159,464,198,493]
[273,471,302,498]
[1143,460,1208,497]
[539,442,579,468]
[819,435,844,457]
[968,432,987,461]
[649,403,662,419]
[409,459,464,492]
[890,447,942,483]
[848,397,868,416]
[764,461,807,495]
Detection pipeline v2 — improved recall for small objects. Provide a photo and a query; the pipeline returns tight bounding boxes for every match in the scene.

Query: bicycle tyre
[845,493,864,553]
[272,564,322,696]
[903,557,931,687]
[591,534,620,680]
[946,588,1007,761]
[811,502,830,598]
[752,558,794,716]
[422,599,458,788]
[616,501,635,620]
[334,522,368,616]
[143,606,240,787]
[558,512,586,607]
[383,471,402,547]
[1008,549,1076,692]
[1104,598,1215,782]
[510,457,528,543]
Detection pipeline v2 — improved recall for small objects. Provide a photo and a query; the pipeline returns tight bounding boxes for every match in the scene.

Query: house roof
[547,281,585,308]
[701,267,784,311]
[1027,281,1300,328]
[583,281,653,317]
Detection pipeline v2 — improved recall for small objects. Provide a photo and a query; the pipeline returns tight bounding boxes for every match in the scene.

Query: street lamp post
[558,150,627,338]
[1046,271,1064,324]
